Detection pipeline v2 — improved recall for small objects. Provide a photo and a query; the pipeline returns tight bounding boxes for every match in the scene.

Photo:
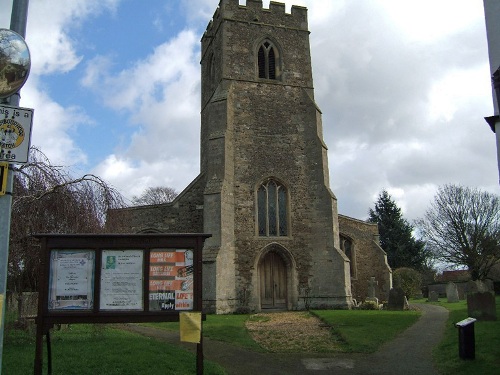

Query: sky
[0,0,498,223]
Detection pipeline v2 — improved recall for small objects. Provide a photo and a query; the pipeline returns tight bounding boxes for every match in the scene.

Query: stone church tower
[108,0,391,313]
[199,0,351,312]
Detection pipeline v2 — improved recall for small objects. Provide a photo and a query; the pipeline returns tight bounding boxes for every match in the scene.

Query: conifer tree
[368,190,429,271]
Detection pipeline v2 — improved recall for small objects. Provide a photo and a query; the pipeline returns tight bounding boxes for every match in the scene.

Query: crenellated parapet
[203,0,308,41]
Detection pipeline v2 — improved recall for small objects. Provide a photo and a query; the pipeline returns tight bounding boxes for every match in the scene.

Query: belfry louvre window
[258,40,277,79]
[257,179,288,236]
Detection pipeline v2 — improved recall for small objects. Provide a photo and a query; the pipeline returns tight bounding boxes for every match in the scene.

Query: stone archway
[256,244,296,311]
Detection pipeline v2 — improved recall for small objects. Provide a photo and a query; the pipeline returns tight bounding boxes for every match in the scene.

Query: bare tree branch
[416,184,500,280]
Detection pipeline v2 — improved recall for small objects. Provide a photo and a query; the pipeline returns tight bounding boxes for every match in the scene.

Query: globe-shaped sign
[0,28,31,98]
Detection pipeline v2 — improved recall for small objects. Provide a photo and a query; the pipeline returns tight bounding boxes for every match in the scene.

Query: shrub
[393,267,422,298]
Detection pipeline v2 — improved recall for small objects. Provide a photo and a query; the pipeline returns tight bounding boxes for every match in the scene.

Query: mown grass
[11,300,497,374]
[150,309,420,354]
[2,317,226,375]
[146,314,265,352]
[312,309,421,352]
[430,296,500,375]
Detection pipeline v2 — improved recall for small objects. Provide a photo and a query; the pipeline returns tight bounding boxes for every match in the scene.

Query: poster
[149,249,194,311]
[100,250,143,311]
[180,312,202,343]
[48,250,95,310]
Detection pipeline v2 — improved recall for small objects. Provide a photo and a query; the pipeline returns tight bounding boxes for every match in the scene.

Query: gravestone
[467,291,497,321]
[428,290,439,302]
[446,282,460,303]
[466,280,489,294]
[388,287,405,310]
[366,277,379,304]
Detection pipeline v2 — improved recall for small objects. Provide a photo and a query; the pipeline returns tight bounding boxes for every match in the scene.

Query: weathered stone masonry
[108,0,391,313]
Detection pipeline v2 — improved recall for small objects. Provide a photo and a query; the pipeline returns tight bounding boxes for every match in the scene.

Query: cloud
[305,0,496,221]
[1,0,123,166]
[2,0,496,224]
[82,29,201,199]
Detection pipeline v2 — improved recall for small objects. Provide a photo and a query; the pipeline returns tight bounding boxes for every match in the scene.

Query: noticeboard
[33,233,210,375]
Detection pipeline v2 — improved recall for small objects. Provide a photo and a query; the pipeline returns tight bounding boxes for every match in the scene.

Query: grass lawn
[7,299,497,375]
[312,309,421,352]
[150,309,421,354]
[146,314,264,352]
[431,296,500,375]
[2,318,226,375]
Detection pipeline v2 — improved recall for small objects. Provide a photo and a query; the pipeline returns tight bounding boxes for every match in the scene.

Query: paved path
[124,303,449,375]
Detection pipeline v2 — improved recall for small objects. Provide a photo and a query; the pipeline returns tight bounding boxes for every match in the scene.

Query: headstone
[466,280,489,294]
[467,291,497,321]
[366,277,379,304]
[446,282,459,303]
[428,290,439,302]
[388,287,405,310]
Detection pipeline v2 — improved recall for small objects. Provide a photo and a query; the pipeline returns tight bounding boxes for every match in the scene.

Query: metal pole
[0,1,30,373]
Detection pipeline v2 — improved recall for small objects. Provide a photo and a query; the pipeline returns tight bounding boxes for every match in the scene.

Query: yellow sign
[180,311,201,343]
[0,162,8,196]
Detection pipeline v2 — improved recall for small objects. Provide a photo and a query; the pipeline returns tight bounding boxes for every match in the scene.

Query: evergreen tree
[368,190,429,271]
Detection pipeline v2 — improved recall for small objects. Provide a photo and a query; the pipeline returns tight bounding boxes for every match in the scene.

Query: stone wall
[106,174,205,234]
[338,215,392,302]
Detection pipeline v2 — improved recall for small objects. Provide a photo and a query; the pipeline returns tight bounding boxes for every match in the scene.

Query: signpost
[0,104,34,163]
[0,2,32,373]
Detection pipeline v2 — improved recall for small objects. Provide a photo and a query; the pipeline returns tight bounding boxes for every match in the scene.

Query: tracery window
[257,179,288,236]
[258,40,278,80]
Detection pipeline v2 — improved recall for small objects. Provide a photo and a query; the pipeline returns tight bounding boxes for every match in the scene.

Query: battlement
[203,0,308,38]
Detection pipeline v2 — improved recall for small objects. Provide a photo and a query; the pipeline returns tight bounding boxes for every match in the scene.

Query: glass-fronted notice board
[36,233,209,318]
[34,233,210,375]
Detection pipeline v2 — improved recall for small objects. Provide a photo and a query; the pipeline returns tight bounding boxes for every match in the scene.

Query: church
[108,0,391,313]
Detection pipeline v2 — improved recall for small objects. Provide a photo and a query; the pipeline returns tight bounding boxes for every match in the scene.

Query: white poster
[100,250,144,310]
[48,250,95,310]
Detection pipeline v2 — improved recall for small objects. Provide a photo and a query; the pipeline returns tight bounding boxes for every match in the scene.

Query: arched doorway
[259,251,287,309]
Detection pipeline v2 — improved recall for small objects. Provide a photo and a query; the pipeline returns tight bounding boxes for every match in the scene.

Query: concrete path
[124,303,449,375]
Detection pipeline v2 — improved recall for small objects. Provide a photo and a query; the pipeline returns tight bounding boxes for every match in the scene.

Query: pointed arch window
[258,40,278,80]
[257,179,288,236]
[340,235,357,279]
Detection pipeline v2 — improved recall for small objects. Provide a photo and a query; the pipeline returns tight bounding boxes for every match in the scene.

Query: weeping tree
[417,184,500,281]
[8,147,125,312]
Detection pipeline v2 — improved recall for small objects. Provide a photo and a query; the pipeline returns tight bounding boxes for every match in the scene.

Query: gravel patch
[245,311,343,353]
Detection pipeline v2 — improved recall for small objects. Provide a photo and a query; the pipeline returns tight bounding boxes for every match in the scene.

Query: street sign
[0,104,34,163]
[0,163,7,196]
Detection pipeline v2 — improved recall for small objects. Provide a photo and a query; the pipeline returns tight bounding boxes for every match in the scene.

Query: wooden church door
[260,252,287,309]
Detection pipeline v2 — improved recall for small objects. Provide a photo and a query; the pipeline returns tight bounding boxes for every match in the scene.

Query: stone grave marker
[428,290,439,302]
[388,287,405,310]
[467,291,497,321]
[366,277,379,304]
[446,282,459,303]
[466,280,489,295]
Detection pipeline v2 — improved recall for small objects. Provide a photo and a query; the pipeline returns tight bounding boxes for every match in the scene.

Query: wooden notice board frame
[33,233,210,375]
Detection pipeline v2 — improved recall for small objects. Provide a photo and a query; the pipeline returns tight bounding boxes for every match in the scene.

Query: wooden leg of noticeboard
[197,336,203,375]
[34,323,44,375]
[46,331,52,375]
